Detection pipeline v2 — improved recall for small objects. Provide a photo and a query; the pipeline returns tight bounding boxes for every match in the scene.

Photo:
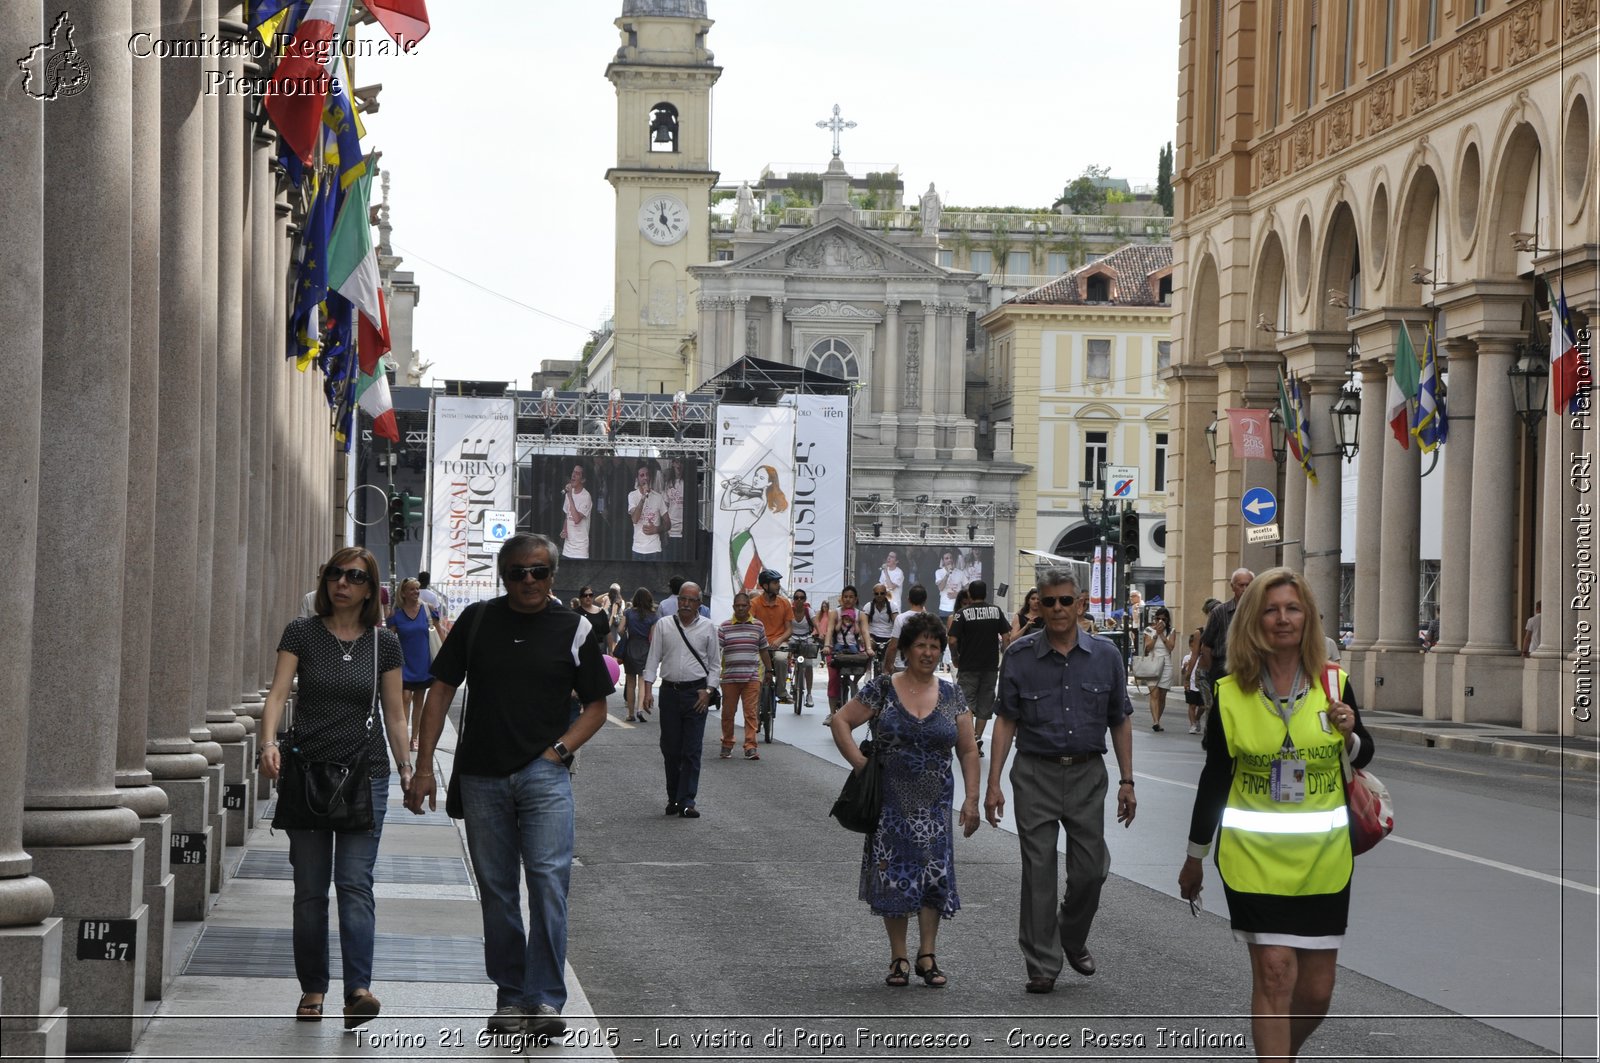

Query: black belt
[660,679,706,691]
[1022,751,1100,766]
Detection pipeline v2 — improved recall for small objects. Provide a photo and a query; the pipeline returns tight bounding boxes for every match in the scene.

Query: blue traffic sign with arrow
[1241,487,1278,526]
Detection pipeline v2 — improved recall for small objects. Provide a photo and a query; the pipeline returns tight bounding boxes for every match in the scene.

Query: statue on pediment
[920,182,941,234]
[735,181,755,233]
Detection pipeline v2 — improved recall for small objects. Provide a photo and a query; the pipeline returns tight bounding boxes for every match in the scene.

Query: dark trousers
[658,685,707,807]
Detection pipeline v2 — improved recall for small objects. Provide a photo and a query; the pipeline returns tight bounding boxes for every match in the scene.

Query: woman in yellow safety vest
[1177,568,1373,1062]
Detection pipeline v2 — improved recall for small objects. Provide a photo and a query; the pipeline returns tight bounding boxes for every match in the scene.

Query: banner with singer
[711,404,797,622]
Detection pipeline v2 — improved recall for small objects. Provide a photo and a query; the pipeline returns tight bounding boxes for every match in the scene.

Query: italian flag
[263,0,352,165]
[357,355,399,442]
[1387,322,1421,448]
[329,169,395,439]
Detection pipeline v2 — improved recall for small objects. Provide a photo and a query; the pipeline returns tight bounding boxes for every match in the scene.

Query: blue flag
[1413,323,1448,452]
[289,171,336,363]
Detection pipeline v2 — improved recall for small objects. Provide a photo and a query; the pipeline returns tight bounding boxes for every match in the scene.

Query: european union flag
[322,81,367,191]
[289,171,336,362]
[322,291,358,449]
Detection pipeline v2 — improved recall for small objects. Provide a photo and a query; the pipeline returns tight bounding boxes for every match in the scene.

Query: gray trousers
[1010,753,1110,979]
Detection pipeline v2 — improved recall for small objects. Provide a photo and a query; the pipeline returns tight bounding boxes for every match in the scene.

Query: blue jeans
[460,756,574,1012]
[288,776,388,997]
[658,685,707,807]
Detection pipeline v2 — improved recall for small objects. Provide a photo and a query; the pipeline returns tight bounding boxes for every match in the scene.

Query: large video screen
[521,455,700,563]
[854,544,996,617]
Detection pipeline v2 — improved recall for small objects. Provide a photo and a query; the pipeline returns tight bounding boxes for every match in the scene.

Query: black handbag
[829,738,883,833]
[273,630,379,833]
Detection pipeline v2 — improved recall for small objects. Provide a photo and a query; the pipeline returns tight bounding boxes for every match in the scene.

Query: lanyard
[1257,666,1307,754]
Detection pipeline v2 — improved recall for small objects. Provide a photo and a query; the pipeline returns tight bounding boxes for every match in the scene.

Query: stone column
[1423,338,1474,720]
[1346,363,1387,701]
[769,297,786,364]
[1371,325,1425,712]
[1281,435,1306,575]
[731,297,747,364]
[148,0,215,922]
[914,300,939,458]
[948,303,979,460]
[29,3,150,1048]
[210,2,252,843]
[241,125,275,711]
[881,299,901,446]
[122,0,177,1002]
[0,3,66,1056]
[1299,372,1345,626]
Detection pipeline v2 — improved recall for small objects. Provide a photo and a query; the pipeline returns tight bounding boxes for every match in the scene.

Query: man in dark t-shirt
[1198,568,1254,705]
[406,534,613,1040]
[948,579,1010,754]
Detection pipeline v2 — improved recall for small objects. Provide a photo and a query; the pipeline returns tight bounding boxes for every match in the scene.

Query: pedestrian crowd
[268,534,1370,1062]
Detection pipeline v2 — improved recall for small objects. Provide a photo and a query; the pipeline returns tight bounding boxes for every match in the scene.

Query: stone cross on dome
[815,103,856,159]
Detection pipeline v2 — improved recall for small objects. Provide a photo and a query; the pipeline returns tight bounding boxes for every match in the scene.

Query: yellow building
[1169,0,1597,731]
[982,244,1176,602]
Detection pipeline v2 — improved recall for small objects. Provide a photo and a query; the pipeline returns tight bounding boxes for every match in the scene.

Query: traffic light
[401,490,424,527]
[388,492,405,547]
[1120,508,1140,563]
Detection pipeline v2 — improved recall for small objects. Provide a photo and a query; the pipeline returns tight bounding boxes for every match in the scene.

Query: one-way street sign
[1241,487,1278,526]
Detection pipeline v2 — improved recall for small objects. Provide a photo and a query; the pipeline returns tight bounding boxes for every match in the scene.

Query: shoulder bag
[1342,742,1394,854]
[273,630,379,833]
[426,610,444,662]
[444,600,492,819]
[829,694,883,833]
[671,618,720,706]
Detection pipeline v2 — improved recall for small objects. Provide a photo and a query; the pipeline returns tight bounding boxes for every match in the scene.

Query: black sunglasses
[504,564,552,582]
[323,565,371,586]
[1039,594,1076,608]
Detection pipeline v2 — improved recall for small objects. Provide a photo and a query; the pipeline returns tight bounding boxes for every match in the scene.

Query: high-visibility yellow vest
[1215,671,1353,896]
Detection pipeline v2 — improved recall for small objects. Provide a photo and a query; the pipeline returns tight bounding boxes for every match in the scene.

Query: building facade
[982,244,1176,600]
[1169,0,1597,732]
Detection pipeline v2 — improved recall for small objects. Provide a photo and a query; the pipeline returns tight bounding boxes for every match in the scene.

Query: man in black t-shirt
[406,534,613,1041]
[948,579,1010,754]
[1198,567,1254,706]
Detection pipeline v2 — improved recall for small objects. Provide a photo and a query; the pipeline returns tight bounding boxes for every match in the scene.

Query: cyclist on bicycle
[823,585,872,720]
[748,569,794,702]
[788,589,819,708]
[863,584,897,676]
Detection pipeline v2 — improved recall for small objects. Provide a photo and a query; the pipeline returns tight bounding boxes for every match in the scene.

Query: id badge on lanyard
[1270,758,1307,803]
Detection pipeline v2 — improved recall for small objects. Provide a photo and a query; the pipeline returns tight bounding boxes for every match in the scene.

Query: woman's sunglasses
[323,565,371,586]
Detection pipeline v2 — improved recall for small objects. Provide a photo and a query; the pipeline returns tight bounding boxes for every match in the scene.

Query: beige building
[982,245,1176,599]
[1168,0,1597,733]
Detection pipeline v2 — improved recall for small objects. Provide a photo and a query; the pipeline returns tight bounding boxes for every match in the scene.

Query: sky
[355,1,1182,387]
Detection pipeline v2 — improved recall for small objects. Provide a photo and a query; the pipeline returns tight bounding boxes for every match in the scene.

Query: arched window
[648,102,679,153]
[805,337,859,381]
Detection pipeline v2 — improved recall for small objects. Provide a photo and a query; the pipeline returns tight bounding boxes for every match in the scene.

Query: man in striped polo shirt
[718,592,771,760]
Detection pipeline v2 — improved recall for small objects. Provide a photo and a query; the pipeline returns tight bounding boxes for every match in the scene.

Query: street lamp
[1204,417,1219,464]
[1267,409,1287,464]
[1508,338,1549,435]
[1331,380,1362,461]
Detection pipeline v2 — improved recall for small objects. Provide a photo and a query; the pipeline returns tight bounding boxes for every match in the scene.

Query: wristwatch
[552,741,575,767]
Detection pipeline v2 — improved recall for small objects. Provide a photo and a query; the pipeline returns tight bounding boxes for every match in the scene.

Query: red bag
[1326,665,1394,854]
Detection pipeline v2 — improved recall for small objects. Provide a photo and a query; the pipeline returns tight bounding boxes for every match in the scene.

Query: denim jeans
[287,776,388,997]
[658,684,707,807]
[460,755,574,1012]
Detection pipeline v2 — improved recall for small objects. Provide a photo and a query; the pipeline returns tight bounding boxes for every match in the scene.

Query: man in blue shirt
[985,569,1136,994]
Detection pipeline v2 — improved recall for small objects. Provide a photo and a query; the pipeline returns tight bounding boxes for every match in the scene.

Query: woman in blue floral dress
[829,612,981,988]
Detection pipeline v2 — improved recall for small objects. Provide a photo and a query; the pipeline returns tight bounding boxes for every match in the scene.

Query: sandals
[343,988,381,1030]
[295,993,324,1022]
[915,953,948,988]
[884,957,911,987]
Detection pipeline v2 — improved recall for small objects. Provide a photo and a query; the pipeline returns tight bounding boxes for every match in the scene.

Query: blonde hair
[399,578,421,595]
[1226,567,1328,695]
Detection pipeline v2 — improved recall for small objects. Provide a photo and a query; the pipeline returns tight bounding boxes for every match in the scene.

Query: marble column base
[1366,649,1425,713]
[151,778,212,920]
[1345,649,1376,710]
[0,918,66,1060]
[1521,655,1570,734]
[1422,650,1457,720]
[30,842,148,1052]
[952,419,978,461]
[135,815,174,1000]
[878,414,899,447]
[204,764,228,893]
[1450,653,1526,725]
[221,741,255,845]
[913,418,936,460]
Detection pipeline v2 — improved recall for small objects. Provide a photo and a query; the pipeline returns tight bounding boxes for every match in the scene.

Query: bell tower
[605,0,721,393]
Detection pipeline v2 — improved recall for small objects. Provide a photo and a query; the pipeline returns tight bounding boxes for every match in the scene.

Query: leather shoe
[665,802,680,816]
[1024,975,1055,994]
[1064,945,1096,976]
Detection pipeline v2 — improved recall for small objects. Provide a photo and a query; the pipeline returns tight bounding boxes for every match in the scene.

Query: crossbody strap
[454,597,494,745]
[673,617,710,680]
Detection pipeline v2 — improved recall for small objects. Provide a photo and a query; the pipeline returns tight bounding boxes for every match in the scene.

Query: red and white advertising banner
[426,395,516,612]
[1089,545,1118,618]
[1228,408,1273,462]
[711,404,797,622]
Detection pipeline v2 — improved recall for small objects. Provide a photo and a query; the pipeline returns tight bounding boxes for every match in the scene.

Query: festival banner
[1228,407,1273,461]
[791,395,850,604]
[427,395,516,612]
[711,404,797,622]
[1088,544,1118,619]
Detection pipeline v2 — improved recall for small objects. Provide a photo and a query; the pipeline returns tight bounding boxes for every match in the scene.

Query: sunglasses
[1039,594,1076,608]
[504,564,552,582]
[323,565,371,586]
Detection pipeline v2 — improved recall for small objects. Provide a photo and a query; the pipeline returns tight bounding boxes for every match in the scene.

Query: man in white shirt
[864,584,897,675]
[628,465,670,560]
[641,583,720,818]
[934,550,965,619]
[559,463,593,560]
[878,551,906,611]
[881,584,928,676]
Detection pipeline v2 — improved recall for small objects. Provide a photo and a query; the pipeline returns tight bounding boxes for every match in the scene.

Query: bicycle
[787,638,818,713]
[757,659,778,744]
[828,649,872,712]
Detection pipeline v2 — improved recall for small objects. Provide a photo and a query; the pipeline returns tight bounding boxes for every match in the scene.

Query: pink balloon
[604,654,621,685]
